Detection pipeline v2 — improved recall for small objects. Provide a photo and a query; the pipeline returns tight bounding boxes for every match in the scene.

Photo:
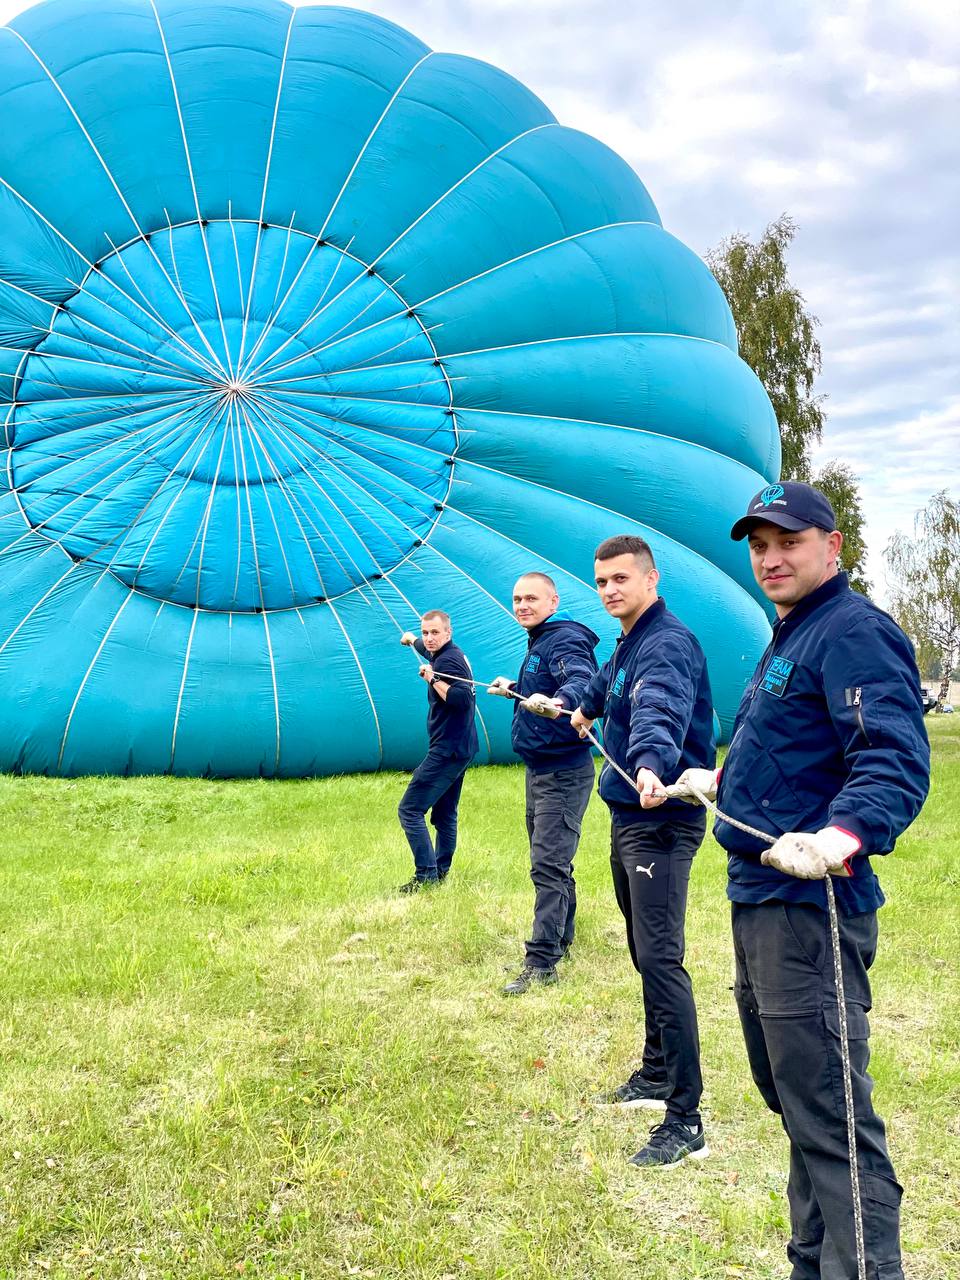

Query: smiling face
[512,575,559,630]
[594,553,659,633]
[747,522,843,616]
[420,614,451,654]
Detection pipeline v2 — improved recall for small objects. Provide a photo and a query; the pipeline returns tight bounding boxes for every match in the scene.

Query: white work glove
[400,631,417,647]
[487,676,516,697]
[521,692,563,719]
[636,767,667,808]
[761,827,860,880]
[665,767,721,805]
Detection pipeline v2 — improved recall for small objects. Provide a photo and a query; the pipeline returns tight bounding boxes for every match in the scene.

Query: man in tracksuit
[669,482,930,1279]
[397,610,478,893]
[569,534,716,1169]
[486,572,599,995]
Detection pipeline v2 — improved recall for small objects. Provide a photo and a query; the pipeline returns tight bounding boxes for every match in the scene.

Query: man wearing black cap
[668,481,930,1280]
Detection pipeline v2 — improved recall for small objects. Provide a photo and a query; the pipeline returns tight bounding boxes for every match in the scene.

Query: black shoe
[628,1119,709,1169]
[593,1069,671,1109]
[501,965,558,996]
[397,876,438,895]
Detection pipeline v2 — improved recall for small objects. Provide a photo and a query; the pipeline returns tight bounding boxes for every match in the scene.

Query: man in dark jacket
[397,610,478,893]
[668,481,930,1279]
[570,534,715,1169]
[486,572,599,995]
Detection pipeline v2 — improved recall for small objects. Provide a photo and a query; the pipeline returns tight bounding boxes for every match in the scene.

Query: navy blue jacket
[511,615,600,773]
[716,573,930,914]
[414,638,479,761]
[579,599,716,825]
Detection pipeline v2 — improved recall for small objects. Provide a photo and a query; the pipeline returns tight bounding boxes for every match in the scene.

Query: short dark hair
[594,534,656,571]
[421,609,451,629]
[515,571,557,592]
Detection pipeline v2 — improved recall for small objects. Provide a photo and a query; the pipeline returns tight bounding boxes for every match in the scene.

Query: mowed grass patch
[0,719,956,1279]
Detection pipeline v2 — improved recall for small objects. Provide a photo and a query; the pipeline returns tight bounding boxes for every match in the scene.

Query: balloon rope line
[239,232,358,383]
[245,393,414,583]
[246,124,565,385]
[239,395,396,606]
[402,660,635,791]
[261,221,661,382]
[685,783,867,1280]
[236,8,296,373]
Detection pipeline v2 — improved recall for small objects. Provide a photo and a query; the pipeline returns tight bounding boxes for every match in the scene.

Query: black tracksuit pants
[610,816,706,1125]
[733,901,903,1280]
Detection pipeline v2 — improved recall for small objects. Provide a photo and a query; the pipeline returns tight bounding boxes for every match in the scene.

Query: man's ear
[827,530,843,566]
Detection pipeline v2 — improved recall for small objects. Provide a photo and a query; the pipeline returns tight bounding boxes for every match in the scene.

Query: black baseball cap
[730,481,838,541]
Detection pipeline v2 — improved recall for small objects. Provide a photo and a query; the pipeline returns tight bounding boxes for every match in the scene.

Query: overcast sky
[2,0,957,597]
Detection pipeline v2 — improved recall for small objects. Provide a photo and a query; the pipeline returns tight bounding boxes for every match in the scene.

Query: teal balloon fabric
[0,0,780,776]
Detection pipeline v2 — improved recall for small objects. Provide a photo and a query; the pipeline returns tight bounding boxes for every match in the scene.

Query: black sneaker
[397,876,438,895]
[501,965,558,996]
[628,1119,709,1169]
[593,1069,671,1109]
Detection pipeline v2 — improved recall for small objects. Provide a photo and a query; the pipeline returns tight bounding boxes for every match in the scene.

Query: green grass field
[0,719,957,1280]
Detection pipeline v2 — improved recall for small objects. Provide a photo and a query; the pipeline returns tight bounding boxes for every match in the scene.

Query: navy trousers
[398,749,472,880]
[524,761,595,969]
[733,901,903,1280]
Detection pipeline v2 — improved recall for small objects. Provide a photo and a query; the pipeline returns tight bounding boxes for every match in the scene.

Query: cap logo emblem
[759,484,784,506]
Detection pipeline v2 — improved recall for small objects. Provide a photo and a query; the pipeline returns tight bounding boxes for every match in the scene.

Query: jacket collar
[526,613,559,647]
[617,597,665,649]
[771,571,849,639]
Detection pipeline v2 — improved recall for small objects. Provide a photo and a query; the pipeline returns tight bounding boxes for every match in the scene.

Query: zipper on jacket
[854,687,870,745]
[845,686,871,745]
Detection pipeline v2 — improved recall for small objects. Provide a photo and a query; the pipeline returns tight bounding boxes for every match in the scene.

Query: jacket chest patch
[526,653,542,674]
[612,667,627,697]
[760,656,795,698]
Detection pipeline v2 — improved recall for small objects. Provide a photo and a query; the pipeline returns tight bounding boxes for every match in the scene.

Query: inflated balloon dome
[0,0,779,776]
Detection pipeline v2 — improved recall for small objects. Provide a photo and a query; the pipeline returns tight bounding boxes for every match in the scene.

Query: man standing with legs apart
[669,481,930,1279]
[569,535,715,1169]
[397,611,478,894]
[487,573,599,995]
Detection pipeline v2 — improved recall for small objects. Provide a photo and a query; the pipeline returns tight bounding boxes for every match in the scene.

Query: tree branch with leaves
[708,214,871,595]
[885,490,960,710]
